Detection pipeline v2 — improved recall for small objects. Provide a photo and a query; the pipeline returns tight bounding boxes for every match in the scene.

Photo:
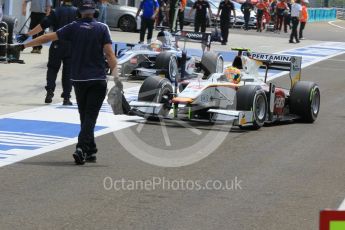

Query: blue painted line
[0,118,83,138]
[309,46,345,51]
[0,145,37,151]
[0,157,7,159]
[0,132,65,139]
[281,52,327,57]
[0,153,16,155]
[0,118,107,152]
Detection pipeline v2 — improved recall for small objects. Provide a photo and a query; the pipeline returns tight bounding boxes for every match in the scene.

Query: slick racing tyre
[289,81,320,123]
[155,52,179,83]
[236,85,268,129]
[138,76,173,118]
[201,51,224,78]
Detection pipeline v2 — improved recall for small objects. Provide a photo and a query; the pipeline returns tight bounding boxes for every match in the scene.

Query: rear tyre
[236,85,268,129]
[118,15,136,32]
[138,76,173,118]
[289,81,320,123]
[155,52,179,82]
[200,52,224,78]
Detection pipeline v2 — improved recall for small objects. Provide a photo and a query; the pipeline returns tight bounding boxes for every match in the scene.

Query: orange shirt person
[299,0,308,39]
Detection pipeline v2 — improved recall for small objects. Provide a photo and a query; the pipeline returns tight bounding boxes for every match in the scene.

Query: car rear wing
[174,31,212,51]
[250,52,302,86]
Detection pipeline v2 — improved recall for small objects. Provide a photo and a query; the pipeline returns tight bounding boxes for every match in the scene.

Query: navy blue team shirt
[140,0,159,19]
[56,18,112,81]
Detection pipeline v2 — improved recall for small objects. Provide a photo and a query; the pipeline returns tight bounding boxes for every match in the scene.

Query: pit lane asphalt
[1,22,345,230]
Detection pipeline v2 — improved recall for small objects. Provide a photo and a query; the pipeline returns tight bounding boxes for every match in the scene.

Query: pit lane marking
[339,198,345,210]
[328,20,345,30]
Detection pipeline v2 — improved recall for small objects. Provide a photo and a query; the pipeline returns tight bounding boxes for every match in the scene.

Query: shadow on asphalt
[19,161,108,168]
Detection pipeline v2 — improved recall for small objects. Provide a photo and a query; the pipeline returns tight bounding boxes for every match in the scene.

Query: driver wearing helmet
[157,30,173,49]
[150,40,163,52]
[224,66,241,84]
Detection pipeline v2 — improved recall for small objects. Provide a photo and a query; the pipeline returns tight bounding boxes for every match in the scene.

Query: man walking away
[283,0,291,32]
[22,0,52,54]
[136,0,159,44]
[275,0,288,32]
[217,0,236,45]
[169,0,178,31]
[189,0,212,33]
[18,0,77,105]
[157,0,167,27]
[299,0,308,39]
[289,0,301,43]
[97,0,108,24]
[176,0,186,31]
[255,0,266,32]
[18,0,117,164]
[241,0,253,31]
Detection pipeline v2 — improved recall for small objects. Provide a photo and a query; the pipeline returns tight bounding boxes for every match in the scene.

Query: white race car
[116,29,224,82]
[110,51,320,129]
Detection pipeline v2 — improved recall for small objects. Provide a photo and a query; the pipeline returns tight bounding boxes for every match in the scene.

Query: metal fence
[336,8,345,19]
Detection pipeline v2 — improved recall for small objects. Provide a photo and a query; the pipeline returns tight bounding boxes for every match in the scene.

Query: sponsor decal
[251,53,292,63]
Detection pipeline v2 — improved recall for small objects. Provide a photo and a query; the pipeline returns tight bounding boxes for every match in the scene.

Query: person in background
[189,0,212,33]
[241,0,254,31]
[169,0,178,30]
[97,0,108,24]
[157,0,167,27]
[299,0,308,40]
[0,0,3,21]
[17,0,77,105]
[255,0,267,32]
[18,0,117,165]
[289,0,302,43]
[136,0,159,44]
[269,0,277,31]
[275,0,288,33]
[22,0,52,54]
[176,0,186,31]
[283,0,291,33]
[216,0,236,45]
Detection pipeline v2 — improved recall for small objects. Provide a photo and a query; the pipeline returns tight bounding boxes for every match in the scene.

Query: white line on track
[339,198,345,210]
[328,20,345,30]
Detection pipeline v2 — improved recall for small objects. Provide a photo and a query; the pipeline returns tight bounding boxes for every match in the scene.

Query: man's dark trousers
[29,12,46,50]
[290,17,299,42]
[220,18,229,43]
[140,17,154,42]
[176,9,184,31]
[194,17,207,32]
[299,21,306,38]
[73,80,107,155]
[46,41,72,99]
[244,12,250,30]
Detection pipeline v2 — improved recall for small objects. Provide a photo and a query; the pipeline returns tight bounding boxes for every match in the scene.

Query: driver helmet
[150,40,163,52]
[224,66,241,84]
[157,31,172,47]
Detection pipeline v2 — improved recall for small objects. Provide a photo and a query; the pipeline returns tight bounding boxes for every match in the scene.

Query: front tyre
[236,85,268,129]
[138,76,173,118]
